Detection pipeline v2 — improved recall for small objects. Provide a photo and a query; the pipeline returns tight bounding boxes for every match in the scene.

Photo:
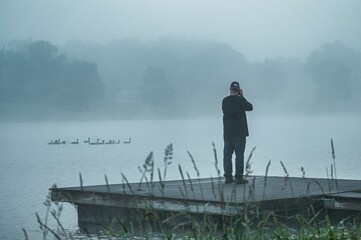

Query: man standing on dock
[222,81,253,184]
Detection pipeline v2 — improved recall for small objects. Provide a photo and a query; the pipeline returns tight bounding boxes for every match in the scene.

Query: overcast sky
[1,0,361,61]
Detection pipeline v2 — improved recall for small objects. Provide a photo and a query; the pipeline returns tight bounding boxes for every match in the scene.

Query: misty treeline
[64,39,361,116]
[0,41,104,112]
[1,39,360,120]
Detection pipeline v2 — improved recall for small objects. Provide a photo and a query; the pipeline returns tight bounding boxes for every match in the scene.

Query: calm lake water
[0,115,360,239]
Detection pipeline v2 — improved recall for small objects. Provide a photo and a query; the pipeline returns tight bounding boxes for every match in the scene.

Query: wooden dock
[51,176,361,233]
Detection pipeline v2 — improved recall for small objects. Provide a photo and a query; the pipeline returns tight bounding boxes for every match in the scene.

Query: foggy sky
[1,0,361,62]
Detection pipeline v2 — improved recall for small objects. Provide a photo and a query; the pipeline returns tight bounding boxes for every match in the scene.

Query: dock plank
[51,176,361,233]
[53,176,361,202]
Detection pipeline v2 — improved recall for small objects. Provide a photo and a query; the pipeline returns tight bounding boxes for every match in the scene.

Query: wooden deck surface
[50,176,361,232]
[51,176,361,213]
[54,176,361,200]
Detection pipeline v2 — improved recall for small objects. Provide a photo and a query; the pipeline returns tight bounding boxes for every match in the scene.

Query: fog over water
[1,0,361,239]
[1,0,361,121]
[1,0,361,61]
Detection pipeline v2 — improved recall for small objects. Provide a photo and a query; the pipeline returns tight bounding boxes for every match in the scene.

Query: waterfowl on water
[47,137,125,145]
[89,138,100,145]
[105,140,115,144]
[47,139,65,145]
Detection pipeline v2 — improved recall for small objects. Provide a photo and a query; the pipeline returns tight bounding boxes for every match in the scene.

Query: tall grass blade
[157,168,165,195]
[36,212,62,240]
[22,228,29,240]
[104,174,109,192]
[263,160,271,199]
[138,151,154,190]
[245,146,256,177]
[178,164,189,199]
[331,138,339,192]
[50,210,65,232]
[79,172,84,191]
[210,176,217,200]
[212,142,221,177]
[301,166,306,178]
[280,161,289,179]
[163,143,173,181]
[121,173,134,194]
[187,150,205,200]
[186,172,194,192]
[187,151,199,177]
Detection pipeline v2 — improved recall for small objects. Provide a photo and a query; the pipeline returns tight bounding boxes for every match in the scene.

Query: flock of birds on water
[47,137,132,145]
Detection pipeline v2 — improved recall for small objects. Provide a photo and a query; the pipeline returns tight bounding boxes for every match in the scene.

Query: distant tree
[307,42,361,108]
[0,48,26,102]
[61,61,104,109]
[140,66,173,113]
[26,40,58,63]
[0,40,104,109]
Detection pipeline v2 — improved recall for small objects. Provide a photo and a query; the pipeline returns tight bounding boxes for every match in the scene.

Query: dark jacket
[222,95,253,138]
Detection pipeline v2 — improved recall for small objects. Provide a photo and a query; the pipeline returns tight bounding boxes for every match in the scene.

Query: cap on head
[230,81,240,90]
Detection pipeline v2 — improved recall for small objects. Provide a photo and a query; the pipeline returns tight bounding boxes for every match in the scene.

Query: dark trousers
[223,137,246,179]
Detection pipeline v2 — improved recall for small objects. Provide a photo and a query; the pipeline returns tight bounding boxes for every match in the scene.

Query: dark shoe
[225,177,234,184]
[235,177,249,184]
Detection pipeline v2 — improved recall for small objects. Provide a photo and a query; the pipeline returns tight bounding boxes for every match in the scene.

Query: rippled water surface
[1,115,360,239]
